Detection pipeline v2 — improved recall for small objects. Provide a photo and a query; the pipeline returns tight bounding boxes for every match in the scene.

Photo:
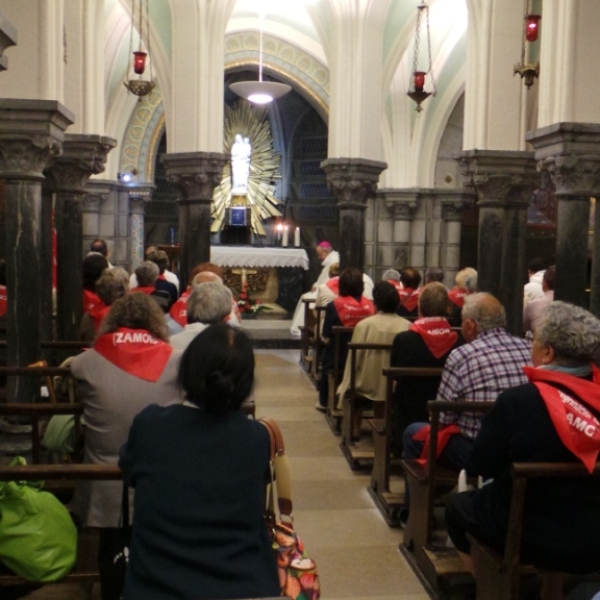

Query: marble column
[321,158,387,271]
[0,99,73,402]
[128,184,153,271]
[380,189,417,270]
[45,135,115,341]
[161,152,228,288]
[82,180,109,254]
[0,11,17,72]
[527,123,600,310]
[459,150,539,334]
[441,192,475,286]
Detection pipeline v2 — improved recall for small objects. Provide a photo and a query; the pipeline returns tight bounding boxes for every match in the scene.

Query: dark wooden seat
[368,366,443,527]
[324,325,353,434]
[339,342,392,470]
[400,400,494,597]
[468,461,600,600]
[0,365,74,403]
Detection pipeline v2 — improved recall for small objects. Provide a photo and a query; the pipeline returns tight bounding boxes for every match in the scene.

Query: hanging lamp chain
[425,3,436,94]
[520,0,530,65]
[145,0,153,82]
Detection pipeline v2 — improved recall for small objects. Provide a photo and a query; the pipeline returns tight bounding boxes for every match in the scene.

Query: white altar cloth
[210,246,309,270]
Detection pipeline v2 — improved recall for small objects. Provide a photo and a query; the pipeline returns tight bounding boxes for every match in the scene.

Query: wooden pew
[0,365,74,403]
[324,325,353,434]
[400,400,494,598]
[299,298,316,374]
[368,366,443,527]
[469,462,600,600]
[339,342,392,471]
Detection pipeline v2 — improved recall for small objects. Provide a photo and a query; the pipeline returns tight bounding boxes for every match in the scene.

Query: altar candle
[276,222,282,241]
[294,227,300,247]
[282,226,289,247]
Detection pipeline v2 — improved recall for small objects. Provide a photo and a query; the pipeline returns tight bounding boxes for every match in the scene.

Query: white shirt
[130,269,179,292]
[169,322,208,352]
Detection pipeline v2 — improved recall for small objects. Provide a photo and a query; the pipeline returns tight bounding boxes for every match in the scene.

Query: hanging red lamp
[525,14,541,42]
[413,71,426,93]
[133,51,147,75]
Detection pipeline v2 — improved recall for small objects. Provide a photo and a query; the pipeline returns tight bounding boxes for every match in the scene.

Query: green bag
[0,456,78,582]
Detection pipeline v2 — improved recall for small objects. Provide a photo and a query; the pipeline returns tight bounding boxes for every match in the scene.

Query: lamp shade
[133,51,147,75]
[413,71,426,92]
[525,14,541,42]
[229,81,291,104]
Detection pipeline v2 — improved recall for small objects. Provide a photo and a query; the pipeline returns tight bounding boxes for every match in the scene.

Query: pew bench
[324,325,354,434]
[469,462,600,600]
[368,366,443,527]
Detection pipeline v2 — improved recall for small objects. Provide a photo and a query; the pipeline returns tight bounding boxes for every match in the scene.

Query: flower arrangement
[237,282,269,317]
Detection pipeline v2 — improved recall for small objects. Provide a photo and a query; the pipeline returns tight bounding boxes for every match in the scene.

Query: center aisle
[254,350,429,600]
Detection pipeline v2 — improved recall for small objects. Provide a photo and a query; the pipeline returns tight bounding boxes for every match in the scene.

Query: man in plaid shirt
[403,293,531,474]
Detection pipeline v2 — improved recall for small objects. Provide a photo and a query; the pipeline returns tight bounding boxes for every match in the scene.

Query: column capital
[458,149,539,208]
[0,12,17,72]
[128,183,154,214]
[0,100,74,179]
[45,134,116,194]
[83,180,113,211]
[526,123,600,197]
[378,188,419,219]
[161,151,229,203]
[321,158,387,209]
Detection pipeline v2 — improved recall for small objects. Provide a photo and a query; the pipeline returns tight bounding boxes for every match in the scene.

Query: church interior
[0,0,600,599]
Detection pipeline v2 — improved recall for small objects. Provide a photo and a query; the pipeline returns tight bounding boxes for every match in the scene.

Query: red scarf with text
[0,284,7,317]
[333,296,374,327]
[409,317,458,359]
[83,289,105,314]
[449,288,468,308]
[131,286,155,295]
[94,327,173,382]
[89,304,111,332]
[326,277,340,295]
[399,288,420,312]
[524,366,600,472]
[169,291,190,327]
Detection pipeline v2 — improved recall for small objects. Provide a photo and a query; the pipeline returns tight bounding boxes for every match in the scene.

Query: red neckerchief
[326,277,340,295]
[157,274,166,281]
[83,289,105,314]
[388,280,403,297]
[89,304,110,332]
[449,288,468,308]
[524,366,600,473]
[412,423,461,465]
[333,296,374,327]
[131,286,155,295]
[399,288,420,312]
[169,291,190,327]
[94,327,173,382]
[409,317,458,359]
[0,284,7,317]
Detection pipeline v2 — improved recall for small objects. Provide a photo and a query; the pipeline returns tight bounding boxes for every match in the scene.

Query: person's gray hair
[462,293,506,331]
[536,301,600,366]
[382,269,400,282]
[187,282,233,325]
[95,267,129,306]
[135,261,159,287]
[455,267,477,292]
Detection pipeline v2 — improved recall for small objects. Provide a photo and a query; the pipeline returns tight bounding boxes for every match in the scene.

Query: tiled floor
[15,349,428,600]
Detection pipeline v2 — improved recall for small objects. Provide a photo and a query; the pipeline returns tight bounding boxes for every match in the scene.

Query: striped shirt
[437,328,532,438]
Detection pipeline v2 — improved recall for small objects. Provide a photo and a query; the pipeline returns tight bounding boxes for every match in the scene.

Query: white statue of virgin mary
[231,133,252,195]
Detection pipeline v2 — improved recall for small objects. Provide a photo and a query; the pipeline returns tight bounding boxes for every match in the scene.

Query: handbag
[260,418,321,600]
[0,456,77,582]
[98,482,131,600]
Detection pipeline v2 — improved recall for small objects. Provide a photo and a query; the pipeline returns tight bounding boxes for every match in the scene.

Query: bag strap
[259,417,293,519]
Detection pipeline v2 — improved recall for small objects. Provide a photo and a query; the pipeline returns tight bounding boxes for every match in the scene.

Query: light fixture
[124,0,155,101]
[514,0,541,89]
[118,168,138,183]
[407,2,437,113]
[229,8,291,104]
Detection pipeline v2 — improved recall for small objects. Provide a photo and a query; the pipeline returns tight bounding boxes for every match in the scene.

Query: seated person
[336,281,411,435]
[523,265,555,338]
[119,324,280,600]
[446,302,600,577]
[448,267,477,325]
[390,282,463,454]
[130,261,159,295]
[396,267,421,319]
[79,267,129,343]
[383,268,403,296]
[316,268,375,410]
[149,289,184,337]
[130,245,179,292]
[82,253,109,313]
[424,266,444,285]
[147,250,178,307]
[170,282,234,351]
[314,263,340,309]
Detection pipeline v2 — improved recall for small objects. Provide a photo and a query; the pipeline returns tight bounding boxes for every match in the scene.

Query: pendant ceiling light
[406,2,437,113]
[514,0,541,89]
[229,8,291,104]
[124,0,155,100]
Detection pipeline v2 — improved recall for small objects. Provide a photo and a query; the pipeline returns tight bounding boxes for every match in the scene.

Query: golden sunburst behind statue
[211,100,283,236]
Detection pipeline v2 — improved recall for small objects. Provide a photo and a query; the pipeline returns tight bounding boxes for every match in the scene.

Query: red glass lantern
[413,71,426,93]
[525,14,541,42]
[133,51,147,75]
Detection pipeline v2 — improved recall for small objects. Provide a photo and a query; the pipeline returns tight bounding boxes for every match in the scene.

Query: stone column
[459,150,539,335]
[380,189,417,270]
[161,152,228,287]
[441,191,475,286]
[0,11,17,72]
[128,184,153,271]
[0,99,73,402]
[44,135,116,341]
[527,123,600,310]
[82,180,110,253]
[321,158,387,271]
